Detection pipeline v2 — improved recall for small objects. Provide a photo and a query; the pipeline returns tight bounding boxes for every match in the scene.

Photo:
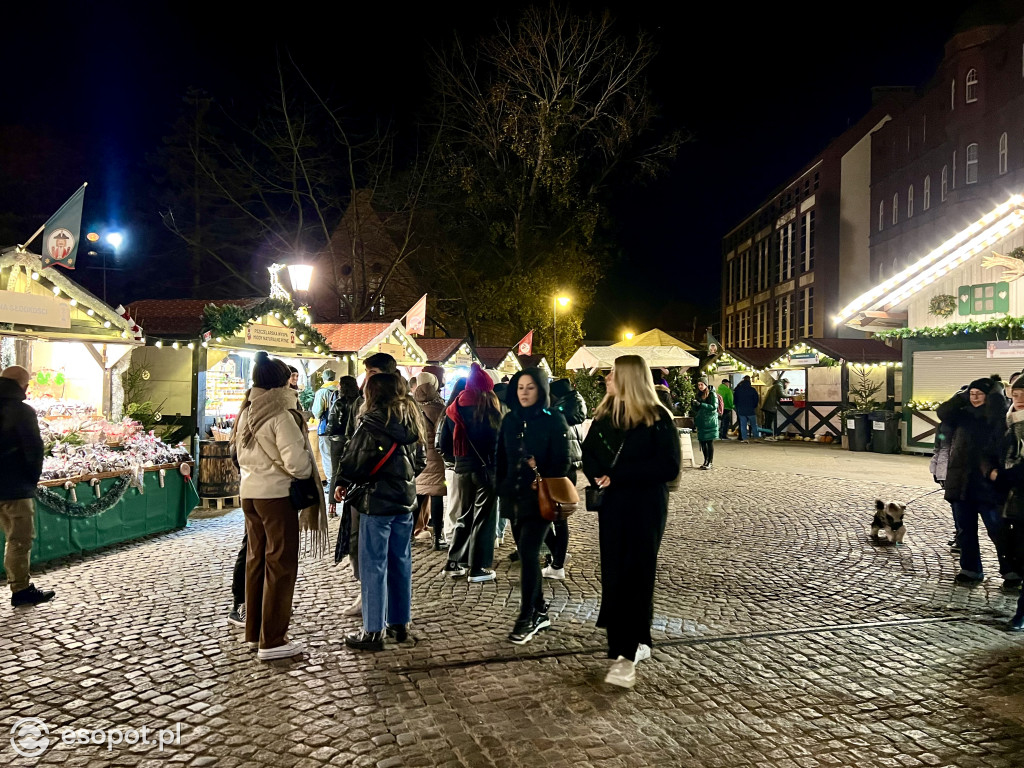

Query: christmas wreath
[35,476,131,518]
[201,298,330,353]
[928,294,957,318]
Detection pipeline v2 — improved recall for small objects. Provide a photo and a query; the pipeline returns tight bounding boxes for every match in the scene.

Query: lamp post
[552,293,571,375]
[86,231,123,304]
[287,262,314,316]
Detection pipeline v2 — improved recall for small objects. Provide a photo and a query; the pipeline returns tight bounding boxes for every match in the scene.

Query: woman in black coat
[582,354,681,689]
[496,368,570,645]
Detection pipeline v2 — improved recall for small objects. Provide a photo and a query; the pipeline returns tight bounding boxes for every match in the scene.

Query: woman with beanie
[334,373,426,651]
[232,351,321,661]
[937,375,1017,586]
[437,364,502,581]
[582,355,681,688]
[497,367,570,644]
[692,377,719,469]
[413,372,449,551]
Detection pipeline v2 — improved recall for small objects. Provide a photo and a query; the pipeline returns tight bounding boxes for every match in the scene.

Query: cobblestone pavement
[3,442,1024,767]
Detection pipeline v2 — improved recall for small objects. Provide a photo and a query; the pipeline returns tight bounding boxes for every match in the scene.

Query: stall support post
[885,366,896,409]
[840,360,850,411]
[191,343,208,457]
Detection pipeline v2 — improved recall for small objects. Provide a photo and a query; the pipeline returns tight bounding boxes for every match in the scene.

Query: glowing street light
[105,232,123,249]
[286,263,314,293]
[623,330,635,341]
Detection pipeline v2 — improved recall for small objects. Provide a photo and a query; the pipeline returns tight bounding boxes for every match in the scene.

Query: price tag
[847,419,855,429]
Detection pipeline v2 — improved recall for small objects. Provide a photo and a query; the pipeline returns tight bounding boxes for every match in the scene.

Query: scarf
[232,386,328,558]
[446,389,487,457]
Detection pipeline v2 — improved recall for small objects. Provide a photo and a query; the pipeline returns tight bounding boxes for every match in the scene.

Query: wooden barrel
[197,440,240,498]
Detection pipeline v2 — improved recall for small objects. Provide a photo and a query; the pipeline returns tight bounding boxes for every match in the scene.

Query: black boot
[11,584,55,607]
[430,504,448,551]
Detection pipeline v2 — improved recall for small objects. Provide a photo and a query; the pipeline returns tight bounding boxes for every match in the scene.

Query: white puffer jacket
[235,404,315,499]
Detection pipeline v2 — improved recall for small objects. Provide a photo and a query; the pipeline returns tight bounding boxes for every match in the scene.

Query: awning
[612,328,696,351]
[565,345,699,371]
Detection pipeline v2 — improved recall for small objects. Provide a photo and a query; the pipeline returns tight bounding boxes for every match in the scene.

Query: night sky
[1,1,977,341]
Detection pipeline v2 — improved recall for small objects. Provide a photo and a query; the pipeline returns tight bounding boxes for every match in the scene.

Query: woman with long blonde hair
[582,355,681,689]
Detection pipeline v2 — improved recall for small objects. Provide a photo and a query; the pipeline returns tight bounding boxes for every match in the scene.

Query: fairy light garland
[874,314,1024,340]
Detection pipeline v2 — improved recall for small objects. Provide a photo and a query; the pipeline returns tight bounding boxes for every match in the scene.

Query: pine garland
[875,315,1024,340]
[201,298,330,353]
[36,477,131,518]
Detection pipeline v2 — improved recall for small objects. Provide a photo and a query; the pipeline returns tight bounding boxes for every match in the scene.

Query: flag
[516,330,534,356]
[41,184,87,270]
[705,328,720,357]
[405,294,427,335]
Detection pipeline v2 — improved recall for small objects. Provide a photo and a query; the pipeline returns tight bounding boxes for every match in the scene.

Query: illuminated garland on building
[874,315,1024,340]
[905,400,942,411]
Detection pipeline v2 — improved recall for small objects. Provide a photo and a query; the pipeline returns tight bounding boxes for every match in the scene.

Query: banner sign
[453,352,474,366]
[788,352,820,366]
[0,290,71,328]
[986,340,1024,358]
[244,322,295,348]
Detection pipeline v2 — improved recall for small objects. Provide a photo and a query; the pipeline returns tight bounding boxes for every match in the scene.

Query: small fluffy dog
[871,499,907,545]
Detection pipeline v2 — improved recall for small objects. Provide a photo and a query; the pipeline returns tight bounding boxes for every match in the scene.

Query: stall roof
[315,322,391,352]
[806,338,901,364]
[418,337,464,363]
[517,353,551,370]
[128,298,260,337]
[612,328,696,351]
[565,345,698,370]
[475,346,516,369]
[725,347,789,370]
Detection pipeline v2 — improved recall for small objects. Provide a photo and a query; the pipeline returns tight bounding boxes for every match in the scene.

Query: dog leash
[903,487,943,507]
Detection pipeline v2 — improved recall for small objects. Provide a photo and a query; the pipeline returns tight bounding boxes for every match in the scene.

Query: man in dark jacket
[733,376,760,443]
[0,366,54,606]
[761,377,787,440]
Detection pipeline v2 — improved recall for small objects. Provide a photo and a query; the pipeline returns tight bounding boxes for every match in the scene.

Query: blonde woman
[581,355,681,689]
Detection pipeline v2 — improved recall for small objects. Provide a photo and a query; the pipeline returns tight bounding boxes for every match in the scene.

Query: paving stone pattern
[2,446,1024,767]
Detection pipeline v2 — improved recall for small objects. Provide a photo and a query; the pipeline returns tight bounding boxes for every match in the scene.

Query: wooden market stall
[565,344,699,372]
[0,248,197,570]
[409,336,481,392]
[315,319,428,380]
[517,353,553,378]
[475,345,524,382]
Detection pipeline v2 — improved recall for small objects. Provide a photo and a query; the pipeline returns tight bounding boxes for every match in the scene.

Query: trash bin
[847,412,870,452]
[869,410,900,454]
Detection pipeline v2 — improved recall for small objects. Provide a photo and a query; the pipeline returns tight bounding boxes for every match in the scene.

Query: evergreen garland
[36,477,131,518]
[201,298,330,353]
[874,315,1024,340]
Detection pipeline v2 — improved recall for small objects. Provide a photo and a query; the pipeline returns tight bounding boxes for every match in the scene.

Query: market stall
[612,328,697,351]
[475,345,524,383]
[415,337,481,387]
[565,344,699,372]
[315,319,428,381]
[0,248,197,570]
[517,353,553,378]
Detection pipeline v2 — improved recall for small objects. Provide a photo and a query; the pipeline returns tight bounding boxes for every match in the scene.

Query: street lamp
[86,230,123,304]
[623,330,635,342]
[552,293,571,375]
[287,262,315,319]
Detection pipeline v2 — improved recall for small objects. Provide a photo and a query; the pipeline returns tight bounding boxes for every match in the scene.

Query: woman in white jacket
[233,351,315,661]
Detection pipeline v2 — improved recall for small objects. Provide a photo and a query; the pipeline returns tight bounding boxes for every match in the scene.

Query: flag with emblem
[405,294,427,335]
[705,328,720,357]
[516,330,534,356]
[40,184,87,270]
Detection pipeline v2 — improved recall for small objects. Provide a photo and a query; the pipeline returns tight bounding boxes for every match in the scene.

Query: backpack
[317,389,339,436]
[716,392,724,417]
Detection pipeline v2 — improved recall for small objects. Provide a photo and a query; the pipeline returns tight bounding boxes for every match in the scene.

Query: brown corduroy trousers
[242,497,299,649]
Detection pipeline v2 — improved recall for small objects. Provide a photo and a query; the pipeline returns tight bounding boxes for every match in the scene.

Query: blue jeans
[318,435,333,484]
[737,413,757,440]
[358,513,413,633]
[951,500,1008,577]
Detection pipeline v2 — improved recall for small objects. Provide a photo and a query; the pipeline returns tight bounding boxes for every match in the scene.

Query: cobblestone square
[3,441,1023,767]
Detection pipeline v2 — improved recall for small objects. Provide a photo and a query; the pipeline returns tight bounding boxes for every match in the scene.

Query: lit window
[892,193,899,225]
[999,132,1008,175]
[908,185,914,218]
[923,175,931,210]
[966,69,978,103]
[966,143,979,184]
[941,166,948,201]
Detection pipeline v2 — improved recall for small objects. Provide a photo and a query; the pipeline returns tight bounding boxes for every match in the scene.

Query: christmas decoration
[201,298,330,355]
[874,315,1024,340]
[981,247,1024,282]
[36,477,131,518]
[928,294,957,318]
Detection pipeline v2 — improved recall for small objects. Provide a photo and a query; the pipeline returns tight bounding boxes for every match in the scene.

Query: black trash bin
[869,410,900,454]
[847,411,870,452]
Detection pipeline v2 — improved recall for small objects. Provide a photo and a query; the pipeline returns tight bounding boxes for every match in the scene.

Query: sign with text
[788,352,819,366]
[986,340,1024,358]
[0,290,71,329]
[378,342,405,358]
[244,322,295,348]
[453,352,474,366]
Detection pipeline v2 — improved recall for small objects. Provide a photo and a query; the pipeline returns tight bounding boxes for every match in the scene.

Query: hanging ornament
[63,480,77,503]
[90,477,102,498]
[158,468,166,488]
[180,462,192,478]
[141,369,151,381]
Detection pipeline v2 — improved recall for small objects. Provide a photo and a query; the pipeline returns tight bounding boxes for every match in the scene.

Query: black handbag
[585,438,624,511]
[289,474,321,511]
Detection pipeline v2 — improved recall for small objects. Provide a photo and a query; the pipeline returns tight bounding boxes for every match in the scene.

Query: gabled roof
[417,337,463,364]
[807,338,901,364]
[314,322,391,352]
[127,298,260,337]
[612,328,696,351]
[726,347,789,370]
[475,346,515,369]
[517,354,550,370]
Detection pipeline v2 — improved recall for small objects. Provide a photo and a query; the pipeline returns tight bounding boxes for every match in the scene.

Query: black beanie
[252,351,290,389]
[968,375,1000,394]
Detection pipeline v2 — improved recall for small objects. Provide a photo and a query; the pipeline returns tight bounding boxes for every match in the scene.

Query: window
[801,210,815,271]
[892,193,899,225]
[966,143,979,184]
[924,175,931,210]
[908,185,914,218]
[1000,132,1008,175]
[878,200,884,232]
[941,165,948,201]
[756,239,769,292]
[726,260,735,304]
[743,250,752,298]
[951,78,956,110]
[958,281,1009,315]
[798,287,814,338]
[966,69,978,103]
[778,222,793,282]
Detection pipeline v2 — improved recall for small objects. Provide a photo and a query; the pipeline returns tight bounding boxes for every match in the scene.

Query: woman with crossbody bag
[496,368,571,645]
[582,355,681,688]
[334,373,426,651]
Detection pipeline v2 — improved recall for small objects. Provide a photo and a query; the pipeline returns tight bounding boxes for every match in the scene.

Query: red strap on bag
[370,442,398,476]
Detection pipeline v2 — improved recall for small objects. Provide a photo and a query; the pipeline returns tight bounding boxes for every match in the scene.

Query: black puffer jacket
[0,377,44,500]
[550,380,587,469]
[937,379,1008,504]
[436,401,501,474]
[497,369,571,499]
[335,409,426,516]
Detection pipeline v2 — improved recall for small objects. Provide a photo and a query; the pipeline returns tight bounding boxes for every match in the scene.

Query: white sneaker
[542,566,565,580]
[634,644,651,664]
[257,640,303,661]
[604,656,636,688]
[342,594,362,616]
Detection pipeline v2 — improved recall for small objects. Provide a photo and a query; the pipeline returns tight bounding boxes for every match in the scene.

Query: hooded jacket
[0,377,44,500]
[550,378,587,468]
[763,380,786,412]
[414,374,447,495]
[336,408,426,516]
[733,379,759,416]
[233,386,316,499]
[937,376,1008,504]
[496,368,571,498]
